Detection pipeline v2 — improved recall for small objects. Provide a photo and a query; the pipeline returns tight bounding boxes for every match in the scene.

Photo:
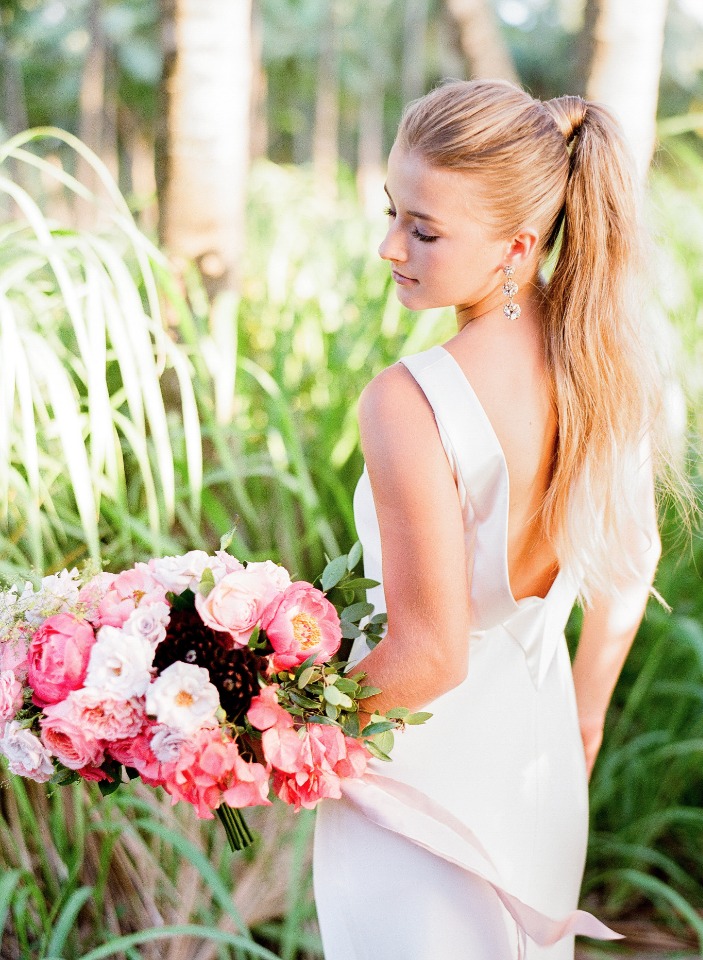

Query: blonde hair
[397,78,667,601]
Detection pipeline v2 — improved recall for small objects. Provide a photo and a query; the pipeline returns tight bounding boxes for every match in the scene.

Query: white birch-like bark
[584,0,669,178]
[159,0,252,293]
[445,0,519,83]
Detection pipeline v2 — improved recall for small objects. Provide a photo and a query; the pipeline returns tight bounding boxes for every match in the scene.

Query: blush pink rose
[95,565,168,628]
[28,613,96,707]
[40,698,105,770]
[261,582,341,672]
[77,572,117,622]
[64,689,144,741]
[195,562,291,647]
[271,724,368,811]
[0,670,23,723]
[0,630,30,678]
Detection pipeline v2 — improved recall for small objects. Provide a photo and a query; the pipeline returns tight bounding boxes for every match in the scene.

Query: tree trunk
[250,0,267,160]
[357,84,385,217]
[444,0,519,84]
[312,3,339,199]
[158,0,252,295]
[402,0,430,104]
[583,0,668,178]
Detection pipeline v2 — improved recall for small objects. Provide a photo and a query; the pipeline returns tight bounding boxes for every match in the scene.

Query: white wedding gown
[313,345,622,960]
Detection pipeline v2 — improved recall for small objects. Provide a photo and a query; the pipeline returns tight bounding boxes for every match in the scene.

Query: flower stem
[216,805,255,851]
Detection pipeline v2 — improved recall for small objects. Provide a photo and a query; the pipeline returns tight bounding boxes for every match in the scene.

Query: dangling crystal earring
[502,265,520,320]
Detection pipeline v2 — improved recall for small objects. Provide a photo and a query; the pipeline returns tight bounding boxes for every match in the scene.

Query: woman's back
[443,303,560,602]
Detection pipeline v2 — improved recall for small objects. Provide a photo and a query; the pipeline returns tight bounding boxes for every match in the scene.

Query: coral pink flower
[64,689,144,741]
[261,582,341,671]
[95,565,168,628]
[247,685,294,732]
[40,698,105,770]
[107,722,169,788]
[28,613,96,707]
[78,764,113,783]
[270,724,368,811]
[0,670,23,723]
[195,562,291,647]
[162,726,270,818]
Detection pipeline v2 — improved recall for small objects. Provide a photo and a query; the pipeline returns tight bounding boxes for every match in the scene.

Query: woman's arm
[350,363,473,723]
[572,445,661,778]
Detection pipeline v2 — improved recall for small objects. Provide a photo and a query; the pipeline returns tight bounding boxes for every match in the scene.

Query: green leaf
[219,526,237,552]
[341,601,374,623]
[364,740,392,762]
[341,714,361,738]
[50,766,81,786]
[405,711,433,725]
[373,730,395,755]
[369,613,388,625]
[340,620,362,640]
[343,577,380,590]
[294,652,319,681]
[307,715,337,726]
[297,666,316,689]
[342,589,355,604]
[334,677,359,695]
[364,633,382,649]
[321,555,349,591]
[247,624,261,649]
[325,701,339,720]
[323,685,353,709]
[98,765,123,797]
[347,540,363,570]
[361,720,395,736]
[198,567,216,597]
[289,691,321,710]
[385,707,409,720]
[357,686,381,699]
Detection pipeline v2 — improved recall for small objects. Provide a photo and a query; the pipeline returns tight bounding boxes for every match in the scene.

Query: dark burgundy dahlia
[153,607,265,723]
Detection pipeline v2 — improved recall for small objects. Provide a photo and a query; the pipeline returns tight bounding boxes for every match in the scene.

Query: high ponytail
[397,80,668,602]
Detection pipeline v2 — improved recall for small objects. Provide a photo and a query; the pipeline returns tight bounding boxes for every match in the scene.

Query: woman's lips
[391,268,417,286]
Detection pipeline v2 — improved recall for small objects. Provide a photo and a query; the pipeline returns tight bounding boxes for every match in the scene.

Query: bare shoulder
[357,361,439,462]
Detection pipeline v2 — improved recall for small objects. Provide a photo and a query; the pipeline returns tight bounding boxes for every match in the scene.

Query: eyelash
[383,206,438,243]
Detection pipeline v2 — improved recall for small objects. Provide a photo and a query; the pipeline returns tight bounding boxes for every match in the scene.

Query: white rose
[124,602,170,649]
[85,626,154,698]
[146,662,220,734]
[148,551,215,593]
[150,724,189,762]
[0,721,54,782]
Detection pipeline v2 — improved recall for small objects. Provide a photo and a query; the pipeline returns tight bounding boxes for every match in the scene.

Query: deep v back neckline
[433,345,563,607]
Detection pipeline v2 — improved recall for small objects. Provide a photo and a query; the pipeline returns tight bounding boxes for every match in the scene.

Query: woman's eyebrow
[383,185,445,226]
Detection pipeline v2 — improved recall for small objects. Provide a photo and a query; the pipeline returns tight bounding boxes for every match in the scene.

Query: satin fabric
[314,345,621,959]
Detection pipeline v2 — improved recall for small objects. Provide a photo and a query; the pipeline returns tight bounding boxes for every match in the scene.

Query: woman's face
[378,143,509,313]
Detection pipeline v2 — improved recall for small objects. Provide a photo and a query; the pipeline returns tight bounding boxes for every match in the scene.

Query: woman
[314,79,663,959]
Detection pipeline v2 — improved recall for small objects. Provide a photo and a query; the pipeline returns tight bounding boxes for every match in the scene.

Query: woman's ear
[503,228,540,270]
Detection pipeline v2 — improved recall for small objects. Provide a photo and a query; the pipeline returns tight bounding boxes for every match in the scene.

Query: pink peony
[247,684,294,732]
[0,721,55,782]
[0,670,23,723]
[261,581,341,672]
[40,698,105,770]
[95,565,168,628]
[161,726,270,818]
[28,613,96,707]
[64,688,144,741]
[195,561,291,647]
[270,724,368,811]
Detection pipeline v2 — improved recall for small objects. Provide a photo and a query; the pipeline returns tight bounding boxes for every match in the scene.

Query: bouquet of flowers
[0,538,429,849]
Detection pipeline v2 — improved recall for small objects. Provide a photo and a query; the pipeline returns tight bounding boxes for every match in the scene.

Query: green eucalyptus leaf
[323,685,347,707]
[364,740,392,762]
[219,526,237,552]
[347,540,363,570]
[307,715,338,726]
[334,677,359,695]
[373,730,395,755]
[297,666,316,689]
[343,577,380,590]
[325,701,340,720]
[294,652,318,681]
[405,711,433,725]
[369,613,388,625]
[357,686,381,699]
[198,567,216,596]
[342,714,361,738]
[342,589,355,604]
[341,620,362,639]
[362,720,395,736]
[341,601,374,623]
[385,707,409,720]
[364,633,382,649]
[321,555,349,591]
[289,691,321,710]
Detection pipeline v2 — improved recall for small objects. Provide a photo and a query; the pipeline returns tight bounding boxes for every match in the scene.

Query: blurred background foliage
[1,0,703,957]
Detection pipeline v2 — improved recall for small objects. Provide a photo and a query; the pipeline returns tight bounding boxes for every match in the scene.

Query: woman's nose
[378,224,406,263]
